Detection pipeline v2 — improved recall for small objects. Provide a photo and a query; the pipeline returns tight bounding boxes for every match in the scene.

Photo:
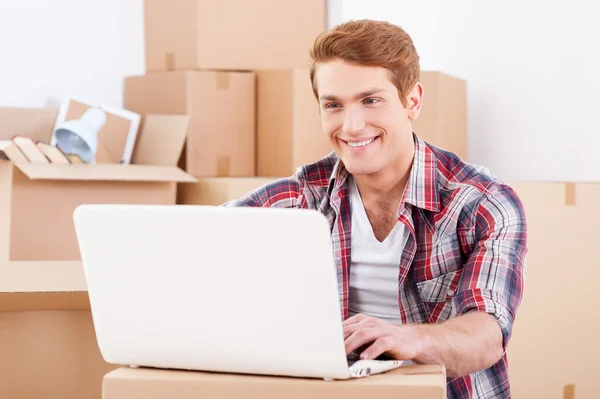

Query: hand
[343,313,423,361]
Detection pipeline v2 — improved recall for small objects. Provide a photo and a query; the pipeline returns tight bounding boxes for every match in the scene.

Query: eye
[325,102,341,109]
[363,97,380,105]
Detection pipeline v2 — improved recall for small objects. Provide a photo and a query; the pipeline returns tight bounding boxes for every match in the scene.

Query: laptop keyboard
[347,351,398,367]
[347,352,361,367]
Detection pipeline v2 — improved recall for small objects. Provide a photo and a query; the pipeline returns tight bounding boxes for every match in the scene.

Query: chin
[342,161,381,177]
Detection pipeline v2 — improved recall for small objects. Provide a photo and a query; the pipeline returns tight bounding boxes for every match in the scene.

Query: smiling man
[226,20,527,399]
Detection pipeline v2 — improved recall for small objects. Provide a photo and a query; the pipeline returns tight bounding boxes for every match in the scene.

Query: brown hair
[309,19,420,107]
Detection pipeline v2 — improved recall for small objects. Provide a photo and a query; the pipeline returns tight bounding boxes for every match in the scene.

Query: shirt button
[447,289,455,297]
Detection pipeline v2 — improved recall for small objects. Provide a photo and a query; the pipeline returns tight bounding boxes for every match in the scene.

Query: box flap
[0,261,89,311]
[13,163,197,183]
[132,114,190,166]
[0,107,58,142]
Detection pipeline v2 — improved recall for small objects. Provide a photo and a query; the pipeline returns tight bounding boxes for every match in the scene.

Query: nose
[342,106,366,136]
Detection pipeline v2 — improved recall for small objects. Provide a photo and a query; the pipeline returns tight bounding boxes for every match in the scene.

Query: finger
[342,313,366,327]
[344,327,383,355]
[343,315,373,339]
[360,336,395,360]
[343,322,361,340]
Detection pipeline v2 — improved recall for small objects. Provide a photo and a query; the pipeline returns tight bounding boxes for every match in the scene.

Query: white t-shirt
[347,177,409,325]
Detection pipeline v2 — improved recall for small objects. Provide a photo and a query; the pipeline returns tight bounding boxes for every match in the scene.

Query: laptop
[73,204,404,380]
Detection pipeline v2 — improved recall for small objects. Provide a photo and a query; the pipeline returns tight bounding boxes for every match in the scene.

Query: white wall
[0,0,144,109]
[332,0,600,181]
[439,0,600,181]
[328,0,443,71]
[2,0,598,181]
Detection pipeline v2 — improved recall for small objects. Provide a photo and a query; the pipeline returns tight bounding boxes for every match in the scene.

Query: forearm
[413,312,504,378]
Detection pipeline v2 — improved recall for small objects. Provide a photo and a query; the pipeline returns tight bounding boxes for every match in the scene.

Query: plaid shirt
[226,134,527,399]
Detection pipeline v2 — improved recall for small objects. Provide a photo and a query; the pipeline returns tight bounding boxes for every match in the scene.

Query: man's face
[315,60,421,177]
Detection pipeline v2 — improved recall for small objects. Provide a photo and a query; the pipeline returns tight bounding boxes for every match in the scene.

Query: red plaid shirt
[227,134,527,398]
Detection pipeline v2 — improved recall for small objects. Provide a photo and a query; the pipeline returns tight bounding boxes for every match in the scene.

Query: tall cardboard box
[0,111,196,261]
[144,0,326,71]
[256,68,331,177]
[0,261,117,399]
[505,182,600,398]
[413,71,467,160]
[124,70,255,178]
[102,365,446,399]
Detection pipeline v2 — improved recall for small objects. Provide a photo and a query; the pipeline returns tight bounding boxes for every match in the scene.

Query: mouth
[341,136,379,149]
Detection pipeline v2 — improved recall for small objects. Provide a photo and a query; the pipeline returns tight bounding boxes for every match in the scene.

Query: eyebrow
[318,87,385,102]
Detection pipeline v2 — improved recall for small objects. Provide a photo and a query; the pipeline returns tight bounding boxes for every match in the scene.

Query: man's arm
[344,312,503,378]
[345,184,527,378]
[413,312,504,377]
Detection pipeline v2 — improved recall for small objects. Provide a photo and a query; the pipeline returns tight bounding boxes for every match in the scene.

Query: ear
[406,82,424,122]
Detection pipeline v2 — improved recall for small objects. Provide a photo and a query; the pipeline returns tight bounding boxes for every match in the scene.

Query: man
[226,19,527,399]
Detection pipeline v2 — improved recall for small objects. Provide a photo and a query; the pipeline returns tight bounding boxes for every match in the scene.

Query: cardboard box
[103,365,446,399]
[505,182,600,399]
[178,177,277,206]
[144,0,326,71]
[0,163,194,261]
[0,310,117,399]
[413,71,467,160]
[124,70,255,178]
[0,111,196,261]
[0,261,116,399]
[256,68,331,177]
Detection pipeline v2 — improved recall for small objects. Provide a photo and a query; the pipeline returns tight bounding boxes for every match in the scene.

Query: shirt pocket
[415,268,463,323]
[417,233,465,278]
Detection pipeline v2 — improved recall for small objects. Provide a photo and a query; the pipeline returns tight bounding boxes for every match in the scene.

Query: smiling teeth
[347,138,375,148]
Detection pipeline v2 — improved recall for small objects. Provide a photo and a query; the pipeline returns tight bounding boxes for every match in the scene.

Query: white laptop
[73,204,404,380]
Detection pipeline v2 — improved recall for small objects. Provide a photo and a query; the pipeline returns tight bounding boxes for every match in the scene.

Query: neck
[353,140,416,205]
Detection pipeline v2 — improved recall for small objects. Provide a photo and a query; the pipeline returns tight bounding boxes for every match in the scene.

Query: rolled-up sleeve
[453,185,528,349]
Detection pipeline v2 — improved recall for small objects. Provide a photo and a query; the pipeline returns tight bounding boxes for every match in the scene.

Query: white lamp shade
[54,107,106,163]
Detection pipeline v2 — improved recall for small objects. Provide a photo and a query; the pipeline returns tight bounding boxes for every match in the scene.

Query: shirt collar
[403,134,440,212]
[329,133,440,212]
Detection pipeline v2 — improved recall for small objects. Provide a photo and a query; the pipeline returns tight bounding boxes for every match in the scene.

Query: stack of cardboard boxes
[0,104,198,399]
[124,0,333,207]
[0,99,199,398]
